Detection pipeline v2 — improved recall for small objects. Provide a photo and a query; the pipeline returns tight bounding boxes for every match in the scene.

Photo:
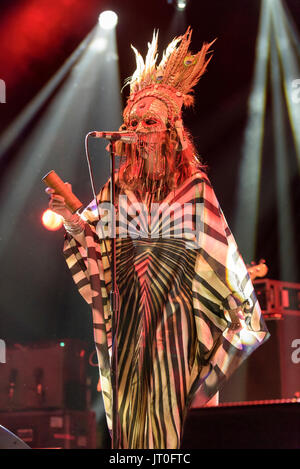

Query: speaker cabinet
[0,410,96,449]
[182,402,300,449]
[220,314,300,403]
[0,340,88,411]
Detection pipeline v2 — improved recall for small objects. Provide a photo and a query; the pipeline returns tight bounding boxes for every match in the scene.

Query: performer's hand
[228,309,245,332]
[45,183,74,222]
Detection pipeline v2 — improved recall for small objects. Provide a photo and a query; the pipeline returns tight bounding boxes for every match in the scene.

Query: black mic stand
[109,141,121,449]
[84,132,122,448]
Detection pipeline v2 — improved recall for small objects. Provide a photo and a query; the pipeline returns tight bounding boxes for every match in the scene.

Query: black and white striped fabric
[63,170,269,449]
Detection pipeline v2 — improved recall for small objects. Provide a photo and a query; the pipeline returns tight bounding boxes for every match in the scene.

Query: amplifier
[253,279,300,318]
[0,340,88,411]
[0,410,97,449]
[220,312,300,402]
[181,402,300,449]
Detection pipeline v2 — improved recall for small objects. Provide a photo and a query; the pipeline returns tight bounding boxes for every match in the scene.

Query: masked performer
[48,28,269,449]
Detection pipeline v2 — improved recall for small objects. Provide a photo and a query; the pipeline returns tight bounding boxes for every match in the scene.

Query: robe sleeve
[191,172,270,405]
[63,179,113,431]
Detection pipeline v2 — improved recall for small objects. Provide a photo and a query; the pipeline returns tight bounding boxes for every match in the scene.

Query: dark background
[0,0,299,397]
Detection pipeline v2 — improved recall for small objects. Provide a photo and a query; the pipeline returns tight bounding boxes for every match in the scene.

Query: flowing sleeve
[62,179,113,431]
[191,172,270,405]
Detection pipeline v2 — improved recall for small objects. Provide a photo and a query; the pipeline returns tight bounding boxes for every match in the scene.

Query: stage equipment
[0,340,88,411]
[219,279,300,402]
[42,209,63,231]
[89,130,137,143]
[98,11,118,30]
[86,132,121,449]
[0,425,31,449]
[0,410,96,449]
[254,279,300,318]
[177,0,187,10]
[181,400,300,449]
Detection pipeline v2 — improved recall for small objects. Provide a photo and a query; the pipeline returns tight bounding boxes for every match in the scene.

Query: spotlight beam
[270,32,298,280]
[0,28,97,162]
[0,24,122,260]
[233,0,272,261]
[279,0,300,59]
[271,0,300,170]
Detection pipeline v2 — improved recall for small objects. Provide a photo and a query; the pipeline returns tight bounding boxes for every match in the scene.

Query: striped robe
[63,170,269,449]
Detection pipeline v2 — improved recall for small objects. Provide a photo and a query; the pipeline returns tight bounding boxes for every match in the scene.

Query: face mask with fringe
[117,27,216,199]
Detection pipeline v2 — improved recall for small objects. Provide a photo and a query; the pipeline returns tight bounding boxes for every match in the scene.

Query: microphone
[89,131,138,144]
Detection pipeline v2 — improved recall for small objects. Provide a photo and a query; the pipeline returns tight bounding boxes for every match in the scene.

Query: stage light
[42,209,63,231]
[98,11,118,30]
[177,0,187,10]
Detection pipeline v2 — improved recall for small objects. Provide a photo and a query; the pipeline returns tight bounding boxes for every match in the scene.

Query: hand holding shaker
[42,170,83,213]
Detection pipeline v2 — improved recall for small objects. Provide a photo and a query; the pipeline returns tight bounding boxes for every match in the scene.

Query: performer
[47,28,269,449]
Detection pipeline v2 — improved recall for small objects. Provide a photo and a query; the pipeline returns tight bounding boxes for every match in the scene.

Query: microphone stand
[85,132,124,448]
[109,141,121,449]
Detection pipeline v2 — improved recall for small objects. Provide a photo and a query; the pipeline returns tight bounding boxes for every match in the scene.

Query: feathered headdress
[123,27,216,125]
